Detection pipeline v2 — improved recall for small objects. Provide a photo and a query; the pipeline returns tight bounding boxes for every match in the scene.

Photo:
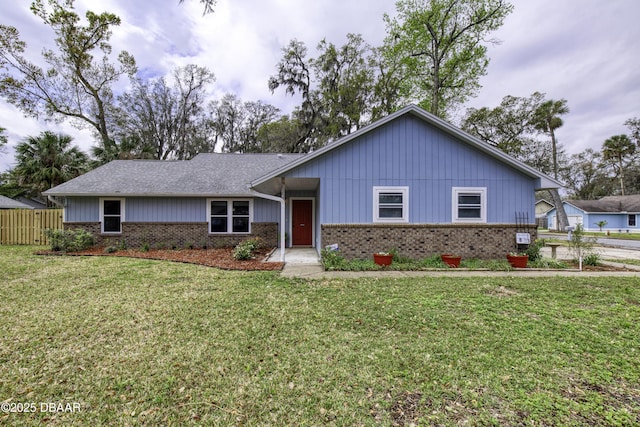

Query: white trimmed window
[373,186,409,223]
[452,187,487,223]
[100,198,125,234]
[629,214,637,227]
[208,199,252,234]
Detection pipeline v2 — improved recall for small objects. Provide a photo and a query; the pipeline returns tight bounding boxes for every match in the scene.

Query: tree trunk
[549,189,569,231]
[618,155,626,196]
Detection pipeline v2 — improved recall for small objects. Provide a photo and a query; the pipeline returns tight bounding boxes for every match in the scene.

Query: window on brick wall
[207,199,252,233]
[100,198,125,234]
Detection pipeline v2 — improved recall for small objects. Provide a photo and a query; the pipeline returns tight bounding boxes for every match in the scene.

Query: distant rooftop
[0,195,35,209]
[568,195,640,213]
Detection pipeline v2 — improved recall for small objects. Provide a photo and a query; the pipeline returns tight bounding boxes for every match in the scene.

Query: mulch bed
[38,247,284,271]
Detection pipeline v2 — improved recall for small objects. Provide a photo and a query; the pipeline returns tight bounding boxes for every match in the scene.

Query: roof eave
[42,192,256,198]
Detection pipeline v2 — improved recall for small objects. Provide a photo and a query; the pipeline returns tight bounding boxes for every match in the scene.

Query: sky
[1,0,639,172]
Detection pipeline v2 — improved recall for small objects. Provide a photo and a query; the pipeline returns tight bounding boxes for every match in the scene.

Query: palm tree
[534,98,570,231]
[13,131,89,199]
[603,134,636,195]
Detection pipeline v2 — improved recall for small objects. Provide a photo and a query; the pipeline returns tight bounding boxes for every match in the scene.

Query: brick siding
[64,222,278,249]
[321,223,538,260]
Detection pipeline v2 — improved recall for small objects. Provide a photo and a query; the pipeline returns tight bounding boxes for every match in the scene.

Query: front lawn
[1,246,639,425]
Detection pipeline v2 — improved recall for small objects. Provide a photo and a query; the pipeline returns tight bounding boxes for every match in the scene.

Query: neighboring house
[44,105,560,260]
[535,199,554,218]
[0,195,35,209]
[546,195,640,233]
[535,199,554,229]
[16,196,48,209]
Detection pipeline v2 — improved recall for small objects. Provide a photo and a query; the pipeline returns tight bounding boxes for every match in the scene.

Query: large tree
[532,98,570,230]
[533,98,569,180]
[312,34,375,137]
[602,134,636,196]
[562,149,615,200]
[268,39,320,152]
[462,92,545,157]
[12,131,88,199]
[209,94,281,153]
[269,35,380,151]
[255,115,301,153]
[460,92,573,178]
[383,0,512,118]
[0,0,136,153]
[369,46,408,121]
[115,64,215,160]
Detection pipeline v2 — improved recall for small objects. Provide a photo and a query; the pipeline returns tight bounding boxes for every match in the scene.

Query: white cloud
[1,0,639,172]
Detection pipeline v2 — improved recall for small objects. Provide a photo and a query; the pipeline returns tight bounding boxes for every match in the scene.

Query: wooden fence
[0,209,63,245]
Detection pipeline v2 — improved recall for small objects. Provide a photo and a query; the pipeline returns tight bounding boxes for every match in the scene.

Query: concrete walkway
[276,246,640,279]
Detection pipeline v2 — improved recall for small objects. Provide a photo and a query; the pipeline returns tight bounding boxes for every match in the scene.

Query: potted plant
[506,252,529,268]
[373,251,393,266]
[440,254,462,268]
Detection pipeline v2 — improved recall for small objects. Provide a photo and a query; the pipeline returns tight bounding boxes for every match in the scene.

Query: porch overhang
[251,177,319,195]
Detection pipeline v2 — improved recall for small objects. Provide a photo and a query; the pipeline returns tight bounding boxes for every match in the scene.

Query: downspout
[249,178,286,262]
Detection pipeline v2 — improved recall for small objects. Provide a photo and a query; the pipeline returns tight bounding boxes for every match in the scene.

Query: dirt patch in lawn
[39,247,284,271]
[566,262,633,272]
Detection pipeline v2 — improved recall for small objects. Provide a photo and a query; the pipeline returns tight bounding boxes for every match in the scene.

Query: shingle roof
[44,153,305,197]
[568,195,640,213]
[0,195,35,209]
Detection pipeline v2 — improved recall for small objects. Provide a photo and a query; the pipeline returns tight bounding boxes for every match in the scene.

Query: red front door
[292,199,313,246]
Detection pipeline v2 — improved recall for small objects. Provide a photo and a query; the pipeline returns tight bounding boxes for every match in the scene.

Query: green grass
[1,246,639,426]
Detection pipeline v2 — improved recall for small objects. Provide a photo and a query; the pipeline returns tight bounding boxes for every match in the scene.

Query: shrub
[583,253,601,266]
[525,239,544,262]
[569,224,597,263]
[233,243,254,260]
[104,246,118,254]
[388,248,412,263]
[233,238,264,260]
[320,248,347,270]
[45,229,94,252]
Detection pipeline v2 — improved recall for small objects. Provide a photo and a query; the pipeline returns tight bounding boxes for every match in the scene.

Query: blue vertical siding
[285,115,536,224]
[254,198,280,222]
[127,198,205,222]
[67,196,279,224]
[586,213,625,230]
[65,197,99,222]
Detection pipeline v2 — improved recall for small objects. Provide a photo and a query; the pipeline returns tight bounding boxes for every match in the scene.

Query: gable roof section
[44,153,304,197]
[0,195,35,209]
[566,195,640,213]
[252,105,561,191]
